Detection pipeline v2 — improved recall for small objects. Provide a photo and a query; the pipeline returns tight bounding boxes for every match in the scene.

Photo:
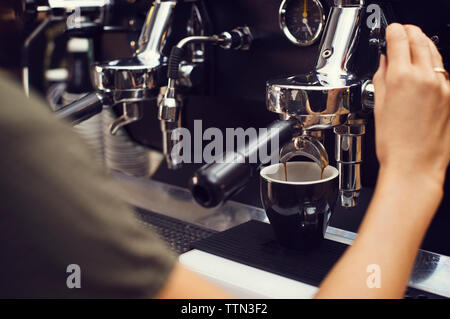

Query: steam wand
[159,27,253,169]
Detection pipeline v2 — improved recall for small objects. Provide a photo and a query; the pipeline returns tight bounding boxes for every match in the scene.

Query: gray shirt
[0,74,175,298]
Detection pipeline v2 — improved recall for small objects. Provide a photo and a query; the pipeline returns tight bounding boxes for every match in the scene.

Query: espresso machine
[16,0,450,298]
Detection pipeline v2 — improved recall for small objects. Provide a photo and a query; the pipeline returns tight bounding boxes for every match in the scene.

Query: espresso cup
[260,162,339,251]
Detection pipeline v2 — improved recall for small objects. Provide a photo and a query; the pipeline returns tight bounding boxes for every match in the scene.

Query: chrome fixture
[53,0,178,128]
[334,120,365,208]
[109,103,143,136]
[267,0,367,128]
[93,0,176,109]
[279,133,329,170]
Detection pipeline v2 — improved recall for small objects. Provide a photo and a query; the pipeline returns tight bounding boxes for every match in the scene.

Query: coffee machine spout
[334,121,366,208]
[109,103,142,136]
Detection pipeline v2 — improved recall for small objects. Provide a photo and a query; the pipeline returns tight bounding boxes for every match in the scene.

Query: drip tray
[192,220,347,287]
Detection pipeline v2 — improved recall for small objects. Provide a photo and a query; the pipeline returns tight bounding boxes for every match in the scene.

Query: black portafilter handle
[189,119,297,208]
[55,92,110,125]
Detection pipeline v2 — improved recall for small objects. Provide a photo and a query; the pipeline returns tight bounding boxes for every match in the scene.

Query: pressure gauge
[279,0,325,47]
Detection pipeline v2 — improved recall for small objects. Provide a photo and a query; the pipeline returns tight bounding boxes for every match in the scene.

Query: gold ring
[433,67,449,81]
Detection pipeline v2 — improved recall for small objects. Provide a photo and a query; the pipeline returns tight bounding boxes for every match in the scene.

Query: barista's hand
[373,23,450,190]
[317,24,449,299]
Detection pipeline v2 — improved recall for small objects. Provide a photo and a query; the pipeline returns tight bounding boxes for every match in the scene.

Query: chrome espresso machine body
[18,0,450,296]
[266,0,377,208]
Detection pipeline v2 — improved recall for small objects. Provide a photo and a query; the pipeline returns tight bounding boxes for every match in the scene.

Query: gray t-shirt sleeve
[0,75,176,298]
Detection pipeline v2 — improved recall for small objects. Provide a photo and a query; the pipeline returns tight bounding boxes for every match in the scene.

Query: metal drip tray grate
[134,208,217,254]
[192,220,447,299]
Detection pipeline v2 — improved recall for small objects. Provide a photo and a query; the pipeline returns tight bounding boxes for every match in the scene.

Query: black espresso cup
[260,162,339,251]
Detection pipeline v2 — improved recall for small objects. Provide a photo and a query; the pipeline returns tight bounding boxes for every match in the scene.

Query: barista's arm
[315,24,450,299]
[315,168,443,299]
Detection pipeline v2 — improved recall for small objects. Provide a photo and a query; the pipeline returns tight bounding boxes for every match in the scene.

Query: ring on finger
[433,67,449,81]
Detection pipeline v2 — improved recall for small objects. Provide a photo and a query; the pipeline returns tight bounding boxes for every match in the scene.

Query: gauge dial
[279,0,325,47]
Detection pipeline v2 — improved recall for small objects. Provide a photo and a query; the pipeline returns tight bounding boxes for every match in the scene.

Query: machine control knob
[361,80,375,111]
[219,26,253,50]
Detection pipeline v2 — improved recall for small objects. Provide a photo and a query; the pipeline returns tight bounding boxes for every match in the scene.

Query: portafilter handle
[55,92,111,125]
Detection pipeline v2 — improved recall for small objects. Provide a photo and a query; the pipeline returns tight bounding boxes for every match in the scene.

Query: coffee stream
[321,162,325,180]
[283,162,325,182]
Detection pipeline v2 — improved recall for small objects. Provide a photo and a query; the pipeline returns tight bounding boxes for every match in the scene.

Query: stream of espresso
[283,162,326,182]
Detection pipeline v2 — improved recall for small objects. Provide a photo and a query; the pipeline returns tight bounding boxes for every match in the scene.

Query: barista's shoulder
[0,72,89,157]
[0,72,67,129]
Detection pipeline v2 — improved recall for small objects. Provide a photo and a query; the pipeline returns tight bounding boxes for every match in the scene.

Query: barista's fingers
[374,54,387,86]
[386,24,411,69]
[404,25,434,71]
[427,37,449,86]
[373,54,387,107]
[428,38,445,69]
